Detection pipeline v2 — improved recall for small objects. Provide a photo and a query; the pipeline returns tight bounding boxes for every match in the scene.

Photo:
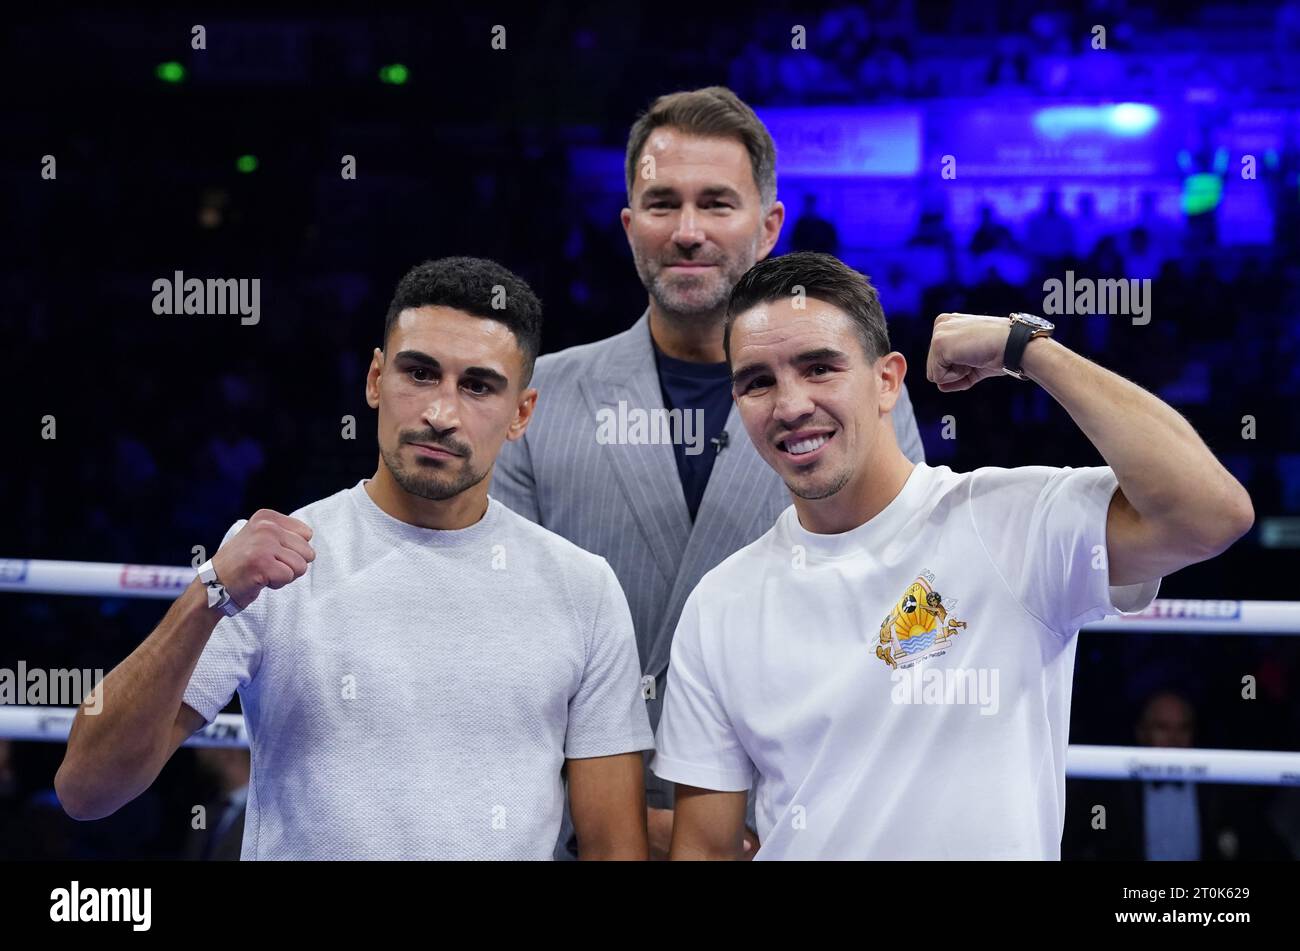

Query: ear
[620,205,633,240]
[506,386,539,442]
[365,348,384,410]
[756,200,786,261]
[877,352,907,413]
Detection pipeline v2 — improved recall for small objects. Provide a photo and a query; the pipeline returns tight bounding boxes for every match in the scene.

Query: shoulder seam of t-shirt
[965,468,1065,640]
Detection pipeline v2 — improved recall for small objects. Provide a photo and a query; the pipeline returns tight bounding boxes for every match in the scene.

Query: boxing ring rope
[5,559,1298,632]
[3,558,1299,782]
[1,704,1296,783]
[0,705,248,749]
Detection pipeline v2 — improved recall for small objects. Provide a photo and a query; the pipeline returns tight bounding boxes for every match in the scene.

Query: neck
[648,300,727,363]
[793,436,915,536]
[365,458,489,530]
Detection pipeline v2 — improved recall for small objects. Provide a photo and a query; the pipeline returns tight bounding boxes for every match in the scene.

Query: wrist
[195,558,242,618]
[1021,335,1066,383]
[184,577,229,624]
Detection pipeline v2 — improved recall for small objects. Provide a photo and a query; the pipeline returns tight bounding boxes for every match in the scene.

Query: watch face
[1012,312,1054,332]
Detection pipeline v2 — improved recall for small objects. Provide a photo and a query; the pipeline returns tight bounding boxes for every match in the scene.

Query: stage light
[155,61,186,84]
[1108,103,1159,136]
[1033,103,1159,139]
[1181,172,1223,215]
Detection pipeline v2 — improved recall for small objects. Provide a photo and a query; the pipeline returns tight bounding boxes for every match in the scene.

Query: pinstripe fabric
[492,311,926,738]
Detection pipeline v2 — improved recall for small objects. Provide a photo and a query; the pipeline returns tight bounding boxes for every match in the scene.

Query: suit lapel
[645,398,787,677]
[579,313,691,587]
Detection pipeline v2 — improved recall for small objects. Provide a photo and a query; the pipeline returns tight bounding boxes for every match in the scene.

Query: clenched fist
[210,509,315,610]
[925,313,1015,393]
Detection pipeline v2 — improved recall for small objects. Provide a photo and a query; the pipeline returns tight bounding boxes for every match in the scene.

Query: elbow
[1230,489,1256,541]
[54,762,115,822]
[53,765,87,820]
[1190,486,1255,558]
[1216,485,1256,549]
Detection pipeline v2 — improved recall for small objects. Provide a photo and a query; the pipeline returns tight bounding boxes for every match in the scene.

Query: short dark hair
[625,86,777,210]
[724,252,890,365]
[383,257,543,386]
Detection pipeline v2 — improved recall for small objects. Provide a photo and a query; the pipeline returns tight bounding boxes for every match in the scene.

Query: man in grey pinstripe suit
[493,87,925,858]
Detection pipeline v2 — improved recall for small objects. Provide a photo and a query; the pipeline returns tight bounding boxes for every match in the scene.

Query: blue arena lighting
[1033,103,1160,139]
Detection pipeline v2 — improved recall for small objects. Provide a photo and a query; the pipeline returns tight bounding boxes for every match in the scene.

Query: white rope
[3,557,1300,635]
[0,706,247,749]
[1086,599,1300,635]
[2,706,1297,785]
[1067,744,1300,786]
[0,559,193,599]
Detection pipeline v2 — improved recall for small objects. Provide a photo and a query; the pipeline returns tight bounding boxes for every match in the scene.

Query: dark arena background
[1,0,1298,887]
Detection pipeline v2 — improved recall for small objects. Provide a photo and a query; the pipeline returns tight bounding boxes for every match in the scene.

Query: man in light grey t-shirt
[55,257,654,860]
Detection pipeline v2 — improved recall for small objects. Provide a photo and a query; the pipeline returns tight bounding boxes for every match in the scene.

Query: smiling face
[621,128,782,320]
[729,296,903,501]
[366,306,535,502]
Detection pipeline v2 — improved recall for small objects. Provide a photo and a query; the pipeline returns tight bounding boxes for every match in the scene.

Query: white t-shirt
[183,481,653,860]
[650,463,1160,860]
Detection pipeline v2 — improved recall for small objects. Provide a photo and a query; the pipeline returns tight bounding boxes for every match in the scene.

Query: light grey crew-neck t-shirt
[182,480,654,860]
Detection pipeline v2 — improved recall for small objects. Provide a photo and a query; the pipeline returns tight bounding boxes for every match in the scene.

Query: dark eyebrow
[697,185,744,203]
[461,365,510,389]
[640,185,678,204]
[393,350,510,389]
[394,350,439,368]
[731,348,849,388]
[794,347,849,365]
[731,360,770,388]
[640,184,745,205]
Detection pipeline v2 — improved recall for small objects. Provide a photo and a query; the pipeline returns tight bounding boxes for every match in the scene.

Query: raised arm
[926,314,1254,585]
[55,509,313,820]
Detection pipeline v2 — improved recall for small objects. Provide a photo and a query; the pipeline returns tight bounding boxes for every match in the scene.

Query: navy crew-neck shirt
[653,345,734,521]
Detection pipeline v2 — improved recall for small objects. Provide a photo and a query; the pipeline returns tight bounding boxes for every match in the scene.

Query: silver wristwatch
[197,559,241,617]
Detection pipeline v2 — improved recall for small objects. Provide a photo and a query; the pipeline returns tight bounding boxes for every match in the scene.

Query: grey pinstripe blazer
[492,312,926,789]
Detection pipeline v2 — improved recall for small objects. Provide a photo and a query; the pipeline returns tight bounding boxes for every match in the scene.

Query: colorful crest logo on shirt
[874,570,968,669]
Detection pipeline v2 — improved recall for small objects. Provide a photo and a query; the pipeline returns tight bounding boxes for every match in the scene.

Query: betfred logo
[1127,599,1241,621]
[119,565,192,591]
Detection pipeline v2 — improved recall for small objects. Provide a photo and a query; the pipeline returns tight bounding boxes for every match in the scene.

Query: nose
[773,379,815,428]
[421,385,461,434]
[672,205,705,249]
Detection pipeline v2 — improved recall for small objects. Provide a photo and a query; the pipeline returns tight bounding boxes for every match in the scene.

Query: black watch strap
[1002,320,1036,380]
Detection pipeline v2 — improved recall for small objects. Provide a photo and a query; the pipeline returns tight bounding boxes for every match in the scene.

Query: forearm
[1021,337,1253,546]
[570,753,649,860]
[56,579,221,818]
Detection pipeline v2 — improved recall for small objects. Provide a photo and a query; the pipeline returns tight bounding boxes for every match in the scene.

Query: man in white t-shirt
[651,251,1254,860]
[56,257,654,859]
